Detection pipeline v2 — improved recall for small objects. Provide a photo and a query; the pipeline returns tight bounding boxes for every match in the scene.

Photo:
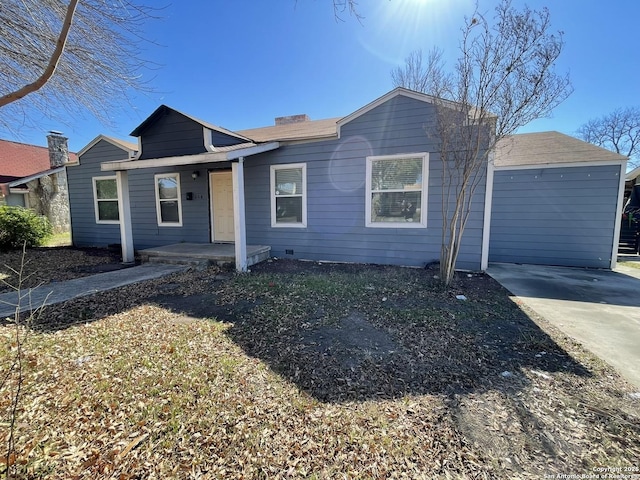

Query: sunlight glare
[358,0,469,66]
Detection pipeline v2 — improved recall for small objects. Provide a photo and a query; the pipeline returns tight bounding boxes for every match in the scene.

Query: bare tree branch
[391,0,572,286]
[0,0,78,108]
[577,107,640,169]
[0,0,159,131]
[332,0,363,22]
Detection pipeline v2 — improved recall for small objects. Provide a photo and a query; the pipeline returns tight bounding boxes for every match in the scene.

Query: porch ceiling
[100,141,279,172]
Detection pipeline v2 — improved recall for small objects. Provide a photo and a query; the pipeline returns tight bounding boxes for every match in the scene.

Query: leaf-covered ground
[1,252,639,479]
[0,246,124,294]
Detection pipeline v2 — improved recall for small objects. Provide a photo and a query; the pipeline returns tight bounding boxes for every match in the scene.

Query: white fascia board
[494,160,627,171]
[337,89,418,137]
[8,167,65,187]
[276,135,338,146]
[336,87,486,138]
[226,141,279,160]
[77,134,137,159]
[101,152,228,171]
[101,142,280,171]
[626,165,640,181]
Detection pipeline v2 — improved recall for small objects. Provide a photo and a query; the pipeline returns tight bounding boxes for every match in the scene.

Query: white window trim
[270,163,307,228]
[365,152,429,228]
[92,176,119,225]
[154,173,183,227]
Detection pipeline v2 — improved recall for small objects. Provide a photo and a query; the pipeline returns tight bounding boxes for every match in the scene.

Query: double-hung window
[155,173,182,226]
[270,163,307,227]
[366,153,428,228]
[92,176,119,224]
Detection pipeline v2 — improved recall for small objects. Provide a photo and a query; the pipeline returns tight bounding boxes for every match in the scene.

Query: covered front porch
[100,141,280,272]
[139,243,271,268]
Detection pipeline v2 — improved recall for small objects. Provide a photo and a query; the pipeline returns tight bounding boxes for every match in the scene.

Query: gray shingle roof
[238,117,341,142]
[495,131,627,167]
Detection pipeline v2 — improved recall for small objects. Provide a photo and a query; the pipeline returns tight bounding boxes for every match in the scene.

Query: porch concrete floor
[139,243,271,267]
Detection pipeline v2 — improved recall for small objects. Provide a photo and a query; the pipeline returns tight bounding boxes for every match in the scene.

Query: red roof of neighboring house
[0,138,78,178]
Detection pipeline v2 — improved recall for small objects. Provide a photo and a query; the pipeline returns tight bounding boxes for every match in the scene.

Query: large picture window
[365,153,428,228]
[155,173,182,227]
[92,176,119,224]
[270,163,307,227]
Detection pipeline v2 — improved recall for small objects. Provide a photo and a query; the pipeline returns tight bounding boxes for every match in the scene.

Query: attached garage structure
[489,132,627,269]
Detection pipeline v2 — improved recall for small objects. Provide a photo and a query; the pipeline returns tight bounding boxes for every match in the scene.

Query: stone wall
[25,170,71,233]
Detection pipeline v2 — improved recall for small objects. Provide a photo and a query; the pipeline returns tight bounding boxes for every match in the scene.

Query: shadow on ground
[489,262,640,308]
[149,260,591,403]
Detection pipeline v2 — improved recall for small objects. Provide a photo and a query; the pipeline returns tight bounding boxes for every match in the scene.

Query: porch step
[247,246,271,267]
[146,255,212,268]
[139,243,271,269]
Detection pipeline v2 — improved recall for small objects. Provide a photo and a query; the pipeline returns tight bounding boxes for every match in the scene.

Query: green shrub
[0,206,53,251]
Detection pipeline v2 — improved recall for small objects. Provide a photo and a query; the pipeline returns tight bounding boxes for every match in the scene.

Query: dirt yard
[1,250,639,478]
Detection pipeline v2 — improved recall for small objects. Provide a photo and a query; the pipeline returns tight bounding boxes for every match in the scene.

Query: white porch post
[611,161,628,269]
[115,170,134,264]
[480,155,495,271]
[232,157,248,272]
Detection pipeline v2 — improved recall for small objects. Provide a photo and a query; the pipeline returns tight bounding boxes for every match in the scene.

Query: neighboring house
[0,134,77,233]
[67,88,627,271]
[619,165,640,254]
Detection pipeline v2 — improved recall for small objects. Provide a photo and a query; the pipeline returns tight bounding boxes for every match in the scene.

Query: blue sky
[4,0,640,153]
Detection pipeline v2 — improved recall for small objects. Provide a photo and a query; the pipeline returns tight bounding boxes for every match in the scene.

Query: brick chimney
[275,114,310,126]
[47,131,69,168]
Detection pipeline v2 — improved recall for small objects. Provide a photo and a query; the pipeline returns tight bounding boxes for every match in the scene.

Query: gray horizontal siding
[245,95,487,271]
[69,138,228,249]
[68,141,127,247]
[489,164,621,268]
[138,110,207,159]
[71,94,487,270]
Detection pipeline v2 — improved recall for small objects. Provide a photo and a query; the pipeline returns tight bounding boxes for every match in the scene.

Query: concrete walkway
[487,262,640,389]
[0,263,187,319]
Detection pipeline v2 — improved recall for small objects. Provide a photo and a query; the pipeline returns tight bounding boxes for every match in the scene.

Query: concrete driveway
[487,262,640,389]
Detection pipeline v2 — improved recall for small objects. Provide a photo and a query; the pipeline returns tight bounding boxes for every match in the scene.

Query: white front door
[210,171,235,242]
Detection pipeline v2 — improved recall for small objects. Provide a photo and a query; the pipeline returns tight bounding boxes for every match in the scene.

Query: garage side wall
[489,164,622,268]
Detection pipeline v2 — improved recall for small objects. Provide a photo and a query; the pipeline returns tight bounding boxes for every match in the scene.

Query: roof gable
[495,131,628,168]
[337,87,486,136]
[130,105,250,143]
[338,88,434,129]
[77,134,137,158]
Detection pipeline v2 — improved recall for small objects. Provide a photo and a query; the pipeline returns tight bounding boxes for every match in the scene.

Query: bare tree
[392,0,572,286]
[391,49,448,94]
[0,0,157,132]
[577,107,640,169]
